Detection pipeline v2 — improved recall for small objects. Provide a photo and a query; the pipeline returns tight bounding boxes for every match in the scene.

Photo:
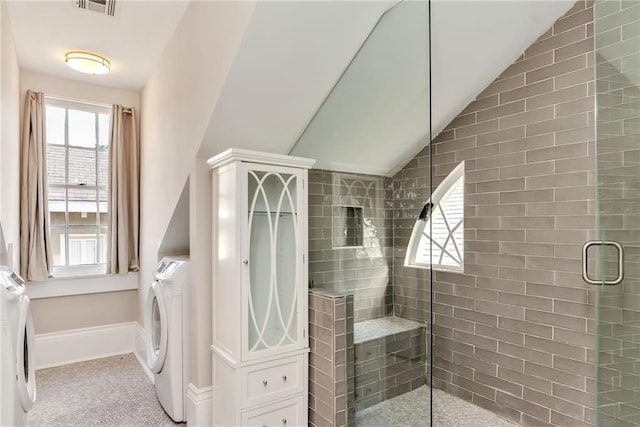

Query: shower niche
[333,205,364,248]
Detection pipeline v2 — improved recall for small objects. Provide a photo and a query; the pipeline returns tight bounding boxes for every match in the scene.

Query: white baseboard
[134,322,154,383]
[187,383,212,427]
[35,322,137,370]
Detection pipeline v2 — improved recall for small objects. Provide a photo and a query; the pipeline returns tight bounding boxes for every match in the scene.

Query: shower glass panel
[594,0,640,425]
[291,0,431,425]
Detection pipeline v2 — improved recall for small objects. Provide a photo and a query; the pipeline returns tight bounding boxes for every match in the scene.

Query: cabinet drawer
[243,355,304,407]
[243,395,305,427]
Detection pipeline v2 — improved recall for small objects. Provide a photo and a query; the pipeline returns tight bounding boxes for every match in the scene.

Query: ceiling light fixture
[64,51,111,75]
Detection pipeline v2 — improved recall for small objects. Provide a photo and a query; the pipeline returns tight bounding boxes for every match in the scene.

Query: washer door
[16,296,36,412]
[146,281,168,373]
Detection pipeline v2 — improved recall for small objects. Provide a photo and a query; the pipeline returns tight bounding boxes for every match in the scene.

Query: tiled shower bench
[352,316,427,411]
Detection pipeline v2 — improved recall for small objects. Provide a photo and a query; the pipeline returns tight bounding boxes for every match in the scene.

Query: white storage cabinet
[208,149,315,426]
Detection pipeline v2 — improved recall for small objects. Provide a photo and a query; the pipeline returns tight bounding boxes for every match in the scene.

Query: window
[45,98,111,276]
[405,161,464,272]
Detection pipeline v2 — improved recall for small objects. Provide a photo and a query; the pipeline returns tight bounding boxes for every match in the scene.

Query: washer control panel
[0,267,25,295]
[153,258,184,281]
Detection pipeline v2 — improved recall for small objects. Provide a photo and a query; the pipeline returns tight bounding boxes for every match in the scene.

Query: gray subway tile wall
[309,290,352,427]
[308,170,394,322]
[391,0,596,425]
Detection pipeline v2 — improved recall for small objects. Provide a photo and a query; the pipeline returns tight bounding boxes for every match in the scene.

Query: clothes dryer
[0,266,36,427]
[145,256,189,422]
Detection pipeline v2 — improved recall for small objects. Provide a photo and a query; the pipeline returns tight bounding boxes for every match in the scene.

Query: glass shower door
[593,0,640,425]
[290,0,432,425]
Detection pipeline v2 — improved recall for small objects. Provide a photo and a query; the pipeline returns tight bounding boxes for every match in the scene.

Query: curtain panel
[107,105,140,274]
[20,90,53,281]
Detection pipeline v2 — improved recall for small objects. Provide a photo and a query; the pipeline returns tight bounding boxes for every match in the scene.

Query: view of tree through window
[45,99,110,274]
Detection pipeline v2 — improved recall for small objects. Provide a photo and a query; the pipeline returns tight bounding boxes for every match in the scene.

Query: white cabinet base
[243,395,305,427]
[213,350,309,426]
[243,353,306,408]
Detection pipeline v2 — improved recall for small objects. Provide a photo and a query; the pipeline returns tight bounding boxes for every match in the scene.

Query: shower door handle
[582,241,624,285]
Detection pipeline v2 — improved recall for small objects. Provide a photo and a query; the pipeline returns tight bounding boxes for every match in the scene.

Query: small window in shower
[332,205,363,248]
[405,161,464,272]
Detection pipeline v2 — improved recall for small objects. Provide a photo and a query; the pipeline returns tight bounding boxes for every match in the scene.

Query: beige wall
[0,1,21,270]
[188,158,212,388]
[21,71,140,111]
[20,71,140,334]
[139,1,255,389]
[31,290,137,334]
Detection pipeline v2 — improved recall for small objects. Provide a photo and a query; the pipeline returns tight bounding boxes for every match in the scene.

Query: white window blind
[405,161,465,272]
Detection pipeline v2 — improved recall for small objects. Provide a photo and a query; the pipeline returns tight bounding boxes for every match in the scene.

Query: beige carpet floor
[27,353,181,427]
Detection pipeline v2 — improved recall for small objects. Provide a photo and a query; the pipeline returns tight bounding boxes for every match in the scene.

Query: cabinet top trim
[208,148,316,170]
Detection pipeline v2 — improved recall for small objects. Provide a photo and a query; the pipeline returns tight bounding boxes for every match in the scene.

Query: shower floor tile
[355,386,520,427]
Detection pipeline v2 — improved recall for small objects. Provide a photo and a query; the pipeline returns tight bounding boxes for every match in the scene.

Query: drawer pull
[282,375,287,382]
[282,418,287,425]
[262,380,268,386]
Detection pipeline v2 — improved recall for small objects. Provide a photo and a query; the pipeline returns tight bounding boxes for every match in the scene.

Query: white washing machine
[0,266,36,427]
[145,256,189,422]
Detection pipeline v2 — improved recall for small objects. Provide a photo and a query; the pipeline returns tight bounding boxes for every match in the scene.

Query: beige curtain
[20,90,53,280]
[107,105,140,274]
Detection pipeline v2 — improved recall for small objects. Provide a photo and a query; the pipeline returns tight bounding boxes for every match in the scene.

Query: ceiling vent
[74,0,117,17]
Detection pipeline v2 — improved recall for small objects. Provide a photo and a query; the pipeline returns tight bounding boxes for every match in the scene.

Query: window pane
[46,145,66,185]
[51,229,66,266]
[68,211,97,226]
[68,147,96,186]
[49,210,66,227]
[48,187,66,221]
[68,229,98,265]
[98,147,108,187]
[441,180,464,225]
[69,240,82,265]
[45,106,65,145]
[67,188,98,224]
[68,109,96,148]
[84,240,96,265]
[414,226,429,265]
[98,189,108,226]
[98,113,110,148]
[99,227,107,264]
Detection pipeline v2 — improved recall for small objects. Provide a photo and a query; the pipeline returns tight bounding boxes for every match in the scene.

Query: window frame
[45,97,111,278]
[404,161,465,272]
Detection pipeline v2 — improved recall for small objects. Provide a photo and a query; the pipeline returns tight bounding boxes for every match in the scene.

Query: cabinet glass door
[244,164,303,359]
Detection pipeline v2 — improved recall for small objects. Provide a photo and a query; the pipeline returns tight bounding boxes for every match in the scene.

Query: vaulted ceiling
[290,0,577,175]
[6,0,575,176]
[197,0,575,175]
